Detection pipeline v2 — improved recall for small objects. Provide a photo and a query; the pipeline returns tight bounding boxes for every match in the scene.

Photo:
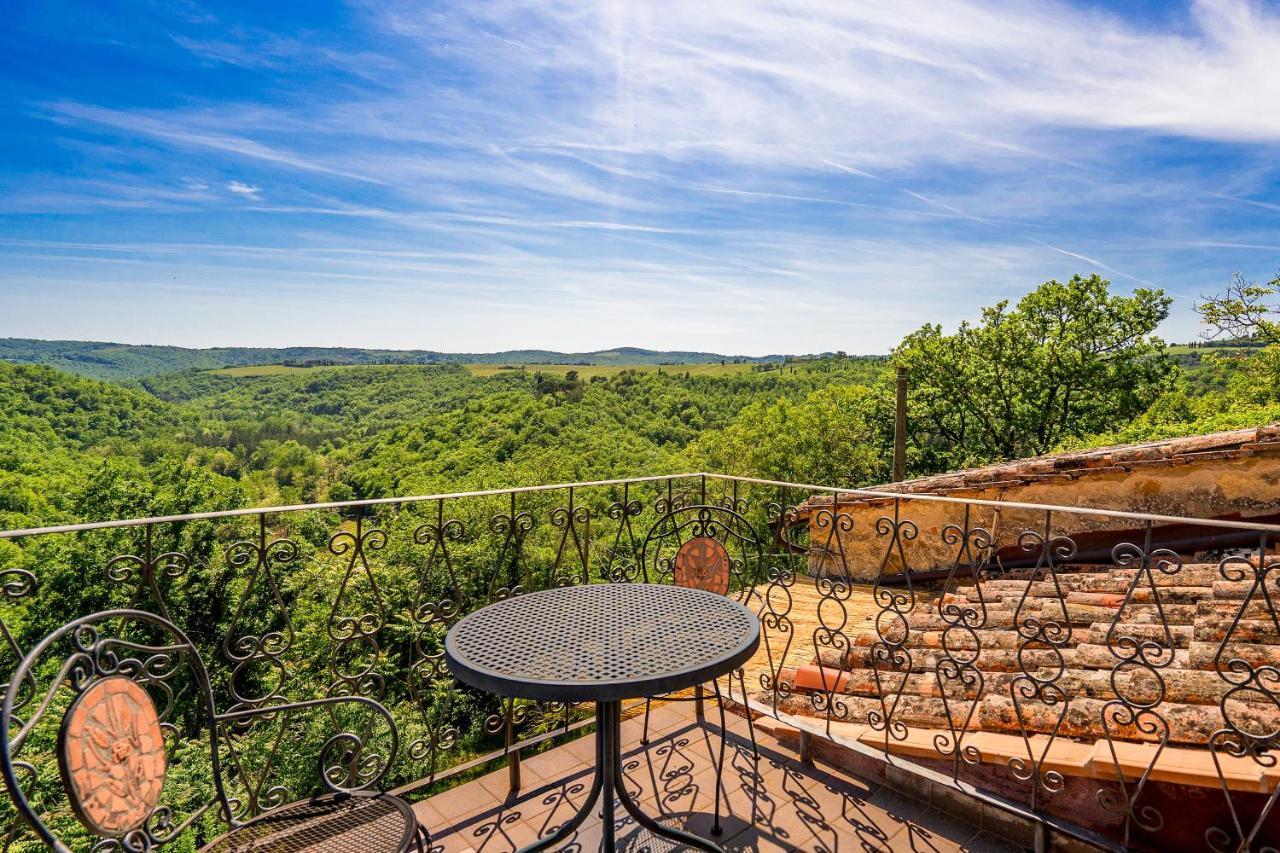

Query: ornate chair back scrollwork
[641,504,764,605]
[0,609,419,853]
[637,504,764,837]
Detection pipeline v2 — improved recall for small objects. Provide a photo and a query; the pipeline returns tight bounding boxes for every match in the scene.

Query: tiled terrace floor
[411,702,1021,852]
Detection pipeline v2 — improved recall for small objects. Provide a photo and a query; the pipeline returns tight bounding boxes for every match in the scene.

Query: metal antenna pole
[893,366,907,482]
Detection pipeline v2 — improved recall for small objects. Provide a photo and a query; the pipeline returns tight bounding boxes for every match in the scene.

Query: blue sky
[1,0,1278,354]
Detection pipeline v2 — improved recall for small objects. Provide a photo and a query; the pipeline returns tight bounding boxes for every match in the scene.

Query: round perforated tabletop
[445,584,760,702]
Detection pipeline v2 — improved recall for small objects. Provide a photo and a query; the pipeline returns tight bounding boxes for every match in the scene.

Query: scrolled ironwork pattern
[325,515,389,704]
[487,492,534,602]
[2,611,222,851]
[810,494,855,733]
[1095,526,1181,843]
[4,473,1280,851]
[405,499,464,783]
[602,483,644,583]
[1007,513,1075,802]
[0,564,37,849]
[1206,537,1280,853]
[105,525,190,622]
[868,500,918,748]
[549,489,592,588]
[934,506,993,778]
[223,516,299,712]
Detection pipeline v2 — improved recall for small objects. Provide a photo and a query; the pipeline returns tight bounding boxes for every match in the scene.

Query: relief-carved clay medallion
[673,536,731,595]
[59,676,167,836]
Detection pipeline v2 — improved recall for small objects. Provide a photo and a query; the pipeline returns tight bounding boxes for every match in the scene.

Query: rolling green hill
[0,338,792,381]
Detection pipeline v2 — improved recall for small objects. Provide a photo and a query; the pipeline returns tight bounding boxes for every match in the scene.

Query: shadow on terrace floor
[411,702,1021,852]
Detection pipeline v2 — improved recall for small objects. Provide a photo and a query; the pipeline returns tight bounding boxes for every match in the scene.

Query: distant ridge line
[0,337,876,381]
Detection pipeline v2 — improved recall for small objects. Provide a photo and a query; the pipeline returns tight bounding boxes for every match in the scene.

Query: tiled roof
[767,562,1280,792]
[870,424,1280,497]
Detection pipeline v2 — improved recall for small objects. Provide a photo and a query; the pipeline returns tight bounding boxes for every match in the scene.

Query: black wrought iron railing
[1,472,1277,851]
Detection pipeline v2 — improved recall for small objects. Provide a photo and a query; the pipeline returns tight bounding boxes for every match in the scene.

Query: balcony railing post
[505,700,521,793]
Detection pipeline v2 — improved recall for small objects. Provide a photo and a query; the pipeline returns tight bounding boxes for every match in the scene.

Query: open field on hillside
[205,362,770,379]
[464,362,766,378]
[201,359,883,381]
[1166,343,1263,355]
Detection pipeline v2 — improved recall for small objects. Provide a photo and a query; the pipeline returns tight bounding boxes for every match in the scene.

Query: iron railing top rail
[0,472,688,538]
[5,470,1280,540]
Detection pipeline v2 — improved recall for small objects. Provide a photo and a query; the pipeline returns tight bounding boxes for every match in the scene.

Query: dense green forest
[0,356,885,532]
[3,273,1279,536]
[4,271,1280,849]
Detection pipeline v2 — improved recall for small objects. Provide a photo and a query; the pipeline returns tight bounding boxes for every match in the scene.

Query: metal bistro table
[444,583,760,852]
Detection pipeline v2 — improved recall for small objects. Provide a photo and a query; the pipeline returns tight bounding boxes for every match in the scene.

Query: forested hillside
[4,272,1280,850]
[0,338,786,381]
[4,272,1279,535]
[0,362,245,581]
[0,357,883,531]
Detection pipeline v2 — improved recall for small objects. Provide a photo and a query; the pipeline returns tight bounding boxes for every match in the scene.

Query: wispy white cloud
[43,102,388,185]
[3,0,1279,350]
[1026,238,1155,287]
[1215,194,1280,214]
[381,0,1280,167]
[226,180,261,198]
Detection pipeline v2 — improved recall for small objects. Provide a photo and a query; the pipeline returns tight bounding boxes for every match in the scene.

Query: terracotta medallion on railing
[59,676,167,836]
[673,535,731,595]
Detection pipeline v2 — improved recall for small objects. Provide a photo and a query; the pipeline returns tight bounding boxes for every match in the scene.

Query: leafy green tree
[1195,270,1280,344]
[1192,270,1280,409]
[691,385,887,486]
[891,274,1173,468]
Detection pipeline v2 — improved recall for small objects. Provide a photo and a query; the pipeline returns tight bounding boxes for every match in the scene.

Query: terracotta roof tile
[802,424,1280,511]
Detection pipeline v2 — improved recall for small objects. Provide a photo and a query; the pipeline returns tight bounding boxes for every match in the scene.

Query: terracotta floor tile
[414,799,453,838]
[718,709,763,742]
[713,760,821,850]
[524,810,598,847]
[638,702,699,737]
[427,803,539,852]
[417,703,986,853]
[799,767,895,853]
[623,753,714,818]
[887,821,969,853]
[728,824,819,852]
[561,730,600,763]
[723,716,791,756]
[647,759,723,812]
[522,774,600,823]
[475,766,528,801]
[426,778,504,824]
[522,742,592,781]
[864,786,930,827]
[570,810,742,853]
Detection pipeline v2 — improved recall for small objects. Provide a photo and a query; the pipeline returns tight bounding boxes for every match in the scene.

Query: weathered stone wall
[799,425,1280,582]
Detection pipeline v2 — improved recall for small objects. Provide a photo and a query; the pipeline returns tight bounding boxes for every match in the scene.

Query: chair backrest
[640,504,765,602]
[0,609,229,852]
[0,609,400,852]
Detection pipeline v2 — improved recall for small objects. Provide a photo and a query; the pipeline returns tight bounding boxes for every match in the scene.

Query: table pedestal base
[517,701,724,853]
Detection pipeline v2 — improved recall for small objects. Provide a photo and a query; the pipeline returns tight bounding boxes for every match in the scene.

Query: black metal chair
[0,609,428,853]
[636,504,762,835]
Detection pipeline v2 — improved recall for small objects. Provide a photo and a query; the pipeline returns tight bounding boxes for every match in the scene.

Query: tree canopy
[1195,271,1280,344]
[889,274,1173,468]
